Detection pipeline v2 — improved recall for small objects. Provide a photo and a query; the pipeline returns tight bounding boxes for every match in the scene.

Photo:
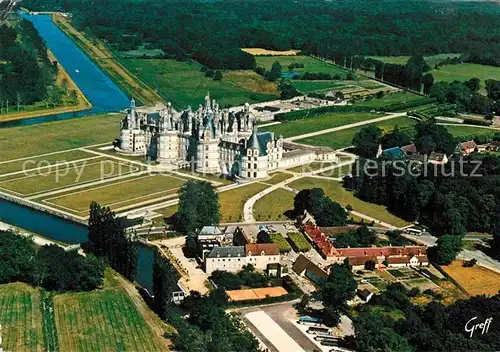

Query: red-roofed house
[458,140,478,155]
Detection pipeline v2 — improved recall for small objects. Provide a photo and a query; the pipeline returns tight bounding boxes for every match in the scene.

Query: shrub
[463,258,477,267]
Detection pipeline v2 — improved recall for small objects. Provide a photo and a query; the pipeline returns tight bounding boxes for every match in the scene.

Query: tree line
[23,0,500,68]
[0,229,104,291]
[0,19,56,112]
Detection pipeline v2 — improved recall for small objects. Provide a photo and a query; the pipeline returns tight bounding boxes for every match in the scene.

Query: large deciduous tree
[436,234,463,265]
[176,180,220,234]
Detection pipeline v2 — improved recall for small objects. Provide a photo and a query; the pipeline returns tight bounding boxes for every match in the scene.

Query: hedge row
[381,97,437,112]
[461,117,492,126]
[274,105,374,121]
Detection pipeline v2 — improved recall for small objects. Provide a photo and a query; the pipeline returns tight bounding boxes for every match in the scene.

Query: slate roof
[200,226,222,236]
[357,289,374,301]
[206,246,245,258]
[246,130,274,156]
[382,147,406,160]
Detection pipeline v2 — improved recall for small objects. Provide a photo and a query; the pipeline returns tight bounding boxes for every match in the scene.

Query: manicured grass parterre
[264,172,293,185]
[317,164,354,178]
[288,177,409,227]
[270,233,292,253]
[287,232,312,252]
[0,149,95,176]
[255,55,348,78]
[253,187,295,221]
[0,113,123,162]
[0,159,141,196]
[261,112,381,138]
[295,116,416,149]
[119,59,279,109]
[430,63,500,93]
[53,272,164,352]
[0,283,44,352]
[43,174,186,215]
[441,260,500,296]
[218,182,270,222]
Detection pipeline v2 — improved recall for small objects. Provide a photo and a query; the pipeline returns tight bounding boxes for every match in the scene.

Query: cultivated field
[218,182,270,222]
[241,48,300,56]
[0,283,44,352]
[261,112,381,138]
[0,114,122,162]
[253,188,295,221]
[119,59,279,109]
[255,55,348,78]
[288,178,409,227]
[295,116,416,149]
[441,260,500,296]
[53,272,164,352]
[0,158,141,197]
[42,174,186,216]
[430,63,500,93]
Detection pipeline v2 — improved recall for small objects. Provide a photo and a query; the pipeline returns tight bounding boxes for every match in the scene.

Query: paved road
[285,112,407,142]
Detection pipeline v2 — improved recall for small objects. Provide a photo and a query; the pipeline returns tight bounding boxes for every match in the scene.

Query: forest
[0,19,56,111]
[22,0,500,69]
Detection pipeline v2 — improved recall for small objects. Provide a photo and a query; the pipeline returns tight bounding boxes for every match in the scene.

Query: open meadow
[261,112,381,138]
[0,283,44,352]
[0,114,122,162]
[255,55,348,78]
[444,125,500,139]
[288,177,409,227]
[119,59,279,109]
[430,63,500,93]
[367,54,460,68]
[295,116,416,149]
[263,172,293,185]
[441,260,500,296]
[354,91,427,109]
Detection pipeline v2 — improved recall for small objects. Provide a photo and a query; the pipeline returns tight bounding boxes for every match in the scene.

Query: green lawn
[295,116,416,149]
[261,112,381,138]
[444,125,499,138]
[119,59,279,109]
[0,159,141,196]
[287,232,312,252]
[43,174,186,215]
[0,114,123,162]
[355,91,427,109]
[288,177,409,228]
[367,54,460,68]
[0,283,43,352]
[430,63,500,93]
[253,187,295,221]
[219,182,270,222]
[255,55,348,78]
[270,233,292,253]
[264,172,293,185]
[291,80,347,93]
[0,150,94,176]
[54,272,163,352]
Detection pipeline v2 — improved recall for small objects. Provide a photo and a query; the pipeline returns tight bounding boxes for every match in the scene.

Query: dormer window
[261,251,265,256]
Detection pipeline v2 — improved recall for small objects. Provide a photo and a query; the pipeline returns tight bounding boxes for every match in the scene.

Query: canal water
[0,13,130,128]
[0,14,154,291]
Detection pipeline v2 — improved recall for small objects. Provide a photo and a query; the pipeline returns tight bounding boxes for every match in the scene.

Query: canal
[0,14,154,291]
[0,13,130,128]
